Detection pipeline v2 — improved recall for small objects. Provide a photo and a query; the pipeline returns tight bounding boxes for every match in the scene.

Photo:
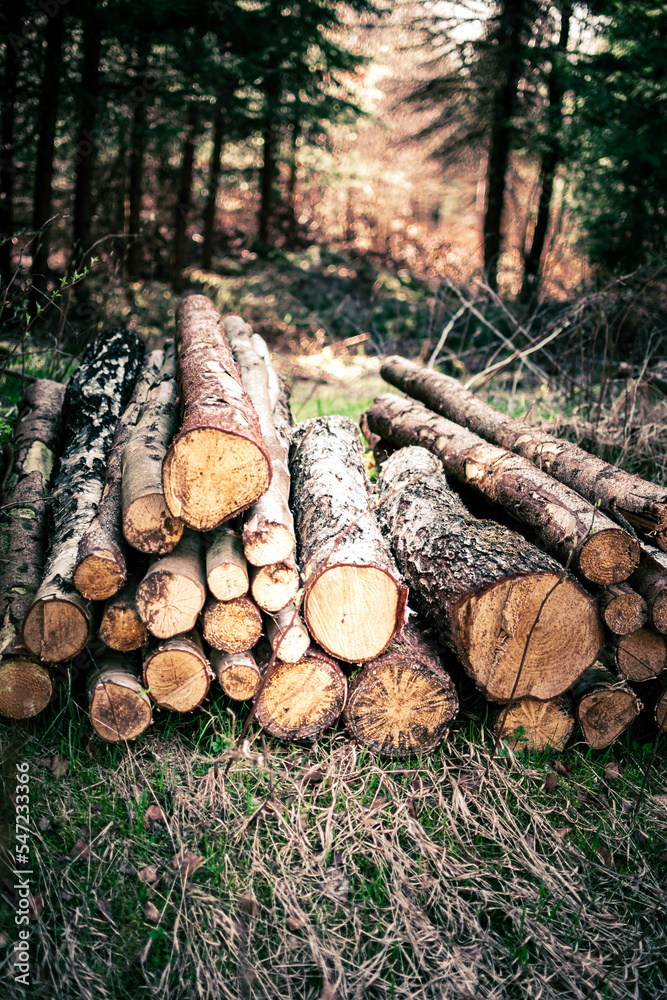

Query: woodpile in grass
[2,312,667,753]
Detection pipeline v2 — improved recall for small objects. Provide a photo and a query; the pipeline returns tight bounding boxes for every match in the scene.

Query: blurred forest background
[1,0,666,380]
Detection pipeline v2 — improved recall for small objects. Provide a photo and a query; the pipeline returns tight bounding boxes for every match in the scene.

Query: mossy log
[136,529,206,639]
[343,625,458,756]
[254,645,347,740]
[211,648,262,701]
[23,328,145,663]
[265,603,310,663]
[290,415,406,663]
[596,582,648,636]
[143,629,212,712]
[365,394,639,586]
[205,524,249,601]
[201,595,263,653]
[162,295,271,531]
[571,665,642,748]
[87,656,152,742]
[492,695,575,753]
[377,447,603,702]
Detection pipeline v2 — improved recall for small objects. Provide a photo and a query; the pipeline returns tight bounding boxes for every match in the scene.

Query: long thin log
[571,664,642,749]
[290,415,406,663]
[87,656,152,742]
[143,629,212,712]
[121,343,184,554]
[377,446,603,702]
[629,544,667,634]
[493,695,574,752]
[201,595,262,653]
[250,557,300,613]
[162,295,271,530]
[381,355,667,541]
[224,317,296,566]
[254,644,347,740]
[23,328,145,663]
[205,524,249,601]
[211,649,262,701]
[365,394,639,586]
[596,582,648,636]
[343,625,458,756]
[265,604,310,663]
[74,350,164,600]
[136,529,206,639]
[99,572,149,652]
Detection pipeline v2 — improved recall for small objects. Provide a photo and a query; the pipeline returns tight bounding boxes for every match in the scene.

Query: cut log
[265,604,310,663]
[365,394,639,586]
[629,544,667,634]
[121,343,184,554]
[136,529,206,639]
[224,317,296,566]
[87,656,152,742]
[493,695,574,753]
[343,625,458,756]
[571,665,642,748]
[0,378,65,674]
[143,630,212,712]
[201,595,262,653]
[632,675,667,732]
[254,645,347,740]
[211,648,262,701]
[381,355,667,540]
[162,295,271,531]
[74,350,164,600]
[250,557,300,613]
[23,328,145,663]
[0,660,52,720]
[596,582,648,636]
[613,628,667,682]
[205,524,249,601]
[290,415,406,663]
[99,573,149,652]
[376,446,603,702]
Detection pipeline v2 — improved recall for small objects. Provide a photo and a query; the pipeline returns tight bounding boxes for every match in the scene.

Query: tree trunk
[257,71,279,247]
[376,446,602,702]
[596,582,648,636]
[171,102,199,292]
[162,295,271,530]
[224,317,295,566]
[365,392,639,586]
[206,525,249,601]
[254,645,347,740]
[23,328,145,663]
[74,350,164,600]
[126,43,149,282]
[201,103,225,271]
[99,571,149,652]
[211,648,262,701]
[201,595,262,653]
[121,344,184,554]
[344,625,458,757]
[71,6,102,275]
[143,629,212,712]
[31,4,66,301]
[265,603,310,663]
[0,3,26,285]
[629,544,667,634]
[571,664,642,748]
[520,2,572,304]
[290,415,406,663]
[87,656,152,742]
[613,629,666,682]
[136,529,206,639]
[381,356,667,543]
[493,695,574,752]
[250,557,299,613]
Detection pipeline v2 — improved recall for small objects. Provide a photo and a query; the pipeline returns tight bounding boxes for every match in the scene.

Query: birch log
[162,295,271,530]
[136,529,206,639]
[87,656,152,742]
[99,572,149,652]
[250,557,300,613]
[23,328,145,663]
[290,416,406,663]
[211,648,262,701]
[381,355,667,542]
[265,604,310,663]
[205,524,249,601]
[377,447,603,702]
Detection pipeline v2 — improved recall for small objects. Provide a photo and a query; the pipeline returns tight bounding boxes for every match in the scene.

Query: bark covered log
[265,604,310,663]
[629,544,667,634]
[87,656,152,742]
[205,524,249,601]
[571,664,642,748]
[224,317,295,566]
[162,295,271,531]
[343,625,458,756]
[365,394,639,586]
[74,350,164,600]
[381,355,667,540]
[211,648,262,701]
[290,416,406,663]
[136,529,206,639]
[121,343,184,554]
[201,595,262,653]
[250,557,300,613]
[143,629,212,712]
[613,628,667,682]
[596,582,648,636]
[377,446,603,702]
[23,328,145,663]
[493,695,574,752]
[254,644,347,740]
[99,572,149,652]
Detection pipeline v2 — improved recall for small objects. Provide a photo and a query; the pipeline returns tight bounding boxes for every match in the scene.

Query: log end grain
[243,521,295,567]
[266,605,310,663]
[0,659,52,719]
[578,529,640,585]
[23,597,90,664]
[493,696,575,753]
[207,562,249,602]
[99,604,149,652]
[304,565,406,663]
[88,671,152,742]
[573,667,642,748]
[615,628,666,682]
[123,493,184,554]
[254,651,347,740]
[600,586,648,635]
[73,552,126,602]
[202,596,263,653]
[143,635,212,712]
[136,569,205,640]
[163,428,271,531]
[251,559,300,613]
[212,650,261,701]
[651,591,667,634]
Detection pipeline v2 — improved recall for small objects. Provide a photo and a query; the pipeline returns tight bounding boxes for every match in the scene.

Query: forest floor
[1,248,667,999]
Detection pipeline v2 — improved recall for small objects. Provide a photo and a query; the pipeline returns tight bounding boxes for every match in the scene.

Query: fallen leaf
[286,915,307,931]
[37,816,52,832]
[119,861,135,876]
[51,755,69,778]
[544,773,558,792]
[406,799,418,820]
[130,784,146,804]
[28,893,44,918]
[137,865,159,884]
[597,843,613,867]
[554,826,571,840]
[144,901,161,923]
[170,850,204,878]
[604,762,621,781]
[69,838,90,861]
[143,804,168,829]
[553,761,570,777]
[238,895,260,917]
[34,757,51,769]
[97,899,113,921]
